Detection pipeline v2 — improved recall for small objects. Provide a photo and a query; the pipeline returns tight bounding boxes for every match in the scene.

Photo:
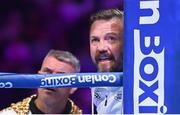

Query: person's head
[89,9,123,72]
[37,49,80,104]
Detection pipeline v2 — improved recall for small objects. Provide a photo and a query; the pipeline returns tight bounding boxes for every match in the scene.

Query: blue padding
[0,72,123,88]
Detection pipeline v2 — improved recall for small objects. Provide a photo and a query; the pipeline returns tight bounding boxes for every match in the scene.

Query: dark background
[0,0,123,113]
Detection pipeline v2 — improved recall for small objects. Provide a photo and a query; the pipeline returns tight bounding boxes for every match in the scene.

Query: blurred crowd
[0,0,123,113]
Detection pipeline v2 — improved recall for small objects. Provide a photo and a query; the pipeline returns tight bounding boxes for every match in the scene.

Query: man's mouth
[96,53,114,63]
[98,58,111,63]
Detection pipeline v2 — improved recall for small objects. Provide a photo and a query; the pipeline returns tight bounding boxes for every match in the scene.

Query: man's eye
[105,36,117,42]
[41,69,52,74]
[91,37,99,43]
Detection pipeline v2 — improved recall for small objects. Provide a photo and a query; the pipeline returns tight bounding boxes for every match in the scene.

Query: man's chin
[38,89,57,97]
[97,62,118,72]
[97,65,113,72]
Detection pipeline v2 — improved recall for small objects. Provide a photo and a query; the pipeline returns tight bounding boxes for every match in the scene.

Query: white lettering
[140,1,160,24]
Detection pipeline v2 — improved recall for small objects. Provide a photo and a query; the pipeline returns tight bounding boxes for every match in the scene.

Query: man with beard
[89,9,123,114]
[0,50,82,114]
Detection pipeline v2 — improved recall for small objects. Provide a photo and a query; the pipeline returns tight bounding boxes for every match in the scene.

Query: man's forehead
[92,17,121,26]
[90,18,122,35]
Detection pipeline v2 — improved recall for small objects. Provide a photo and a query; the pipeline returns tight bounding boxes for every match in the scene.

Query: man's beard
[97,60,121,72]
[95,52,123,72]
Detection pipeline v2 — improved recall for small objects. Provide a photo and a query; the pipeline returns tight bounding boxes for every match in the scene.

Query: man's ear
[70,88,77,94]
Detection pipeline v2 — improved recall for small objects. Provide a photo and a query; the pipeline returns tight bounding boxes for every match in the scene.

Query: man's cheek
[57,88,69,92]
[58,89,71,95]
[90,53,96,63]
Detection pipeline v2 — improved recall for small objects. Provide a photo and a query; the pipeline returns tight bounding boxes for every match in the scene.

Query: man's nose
[97,41,108,52]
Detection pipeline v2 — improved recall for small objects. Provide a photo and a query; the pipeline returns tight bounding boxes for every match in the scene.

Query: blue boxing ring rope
[0,72,123,88]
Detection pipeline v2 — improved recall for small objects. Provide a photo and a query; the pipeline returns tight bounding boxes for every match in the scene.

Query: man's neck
[34,97,68,114]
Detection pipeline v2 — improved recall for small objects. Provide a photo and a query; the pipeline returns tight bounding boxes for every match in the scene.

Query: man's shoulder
[0,95,36,114]
[0,108,17,114]
[92,87,123,114]
[68,99,82,114]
